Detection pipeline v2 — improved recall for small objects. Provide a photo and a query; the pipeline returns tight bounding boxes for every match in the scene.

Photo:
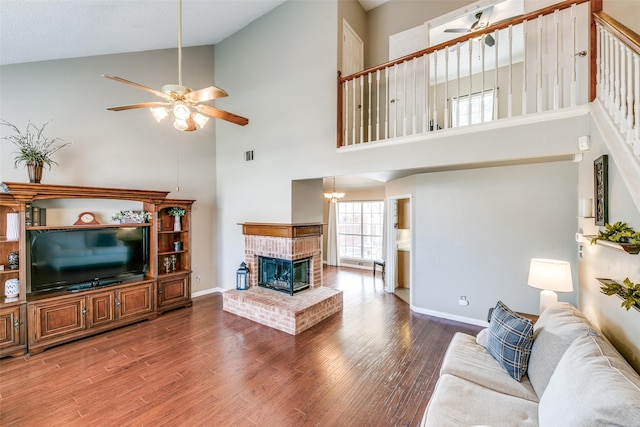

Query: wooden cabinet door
[116,282,154,320]
[157,274,190,309]
[0,306,21,349]
[32,297,86,341]
[87,291,115,328]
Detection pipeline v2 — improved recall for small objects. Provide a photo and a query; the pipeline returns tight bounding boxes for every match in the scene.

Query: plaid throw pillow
[486,300,534,381]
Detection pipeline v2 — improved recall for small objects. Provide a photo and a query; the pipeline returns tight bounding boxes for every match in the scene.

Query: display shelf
[584,236,640,254]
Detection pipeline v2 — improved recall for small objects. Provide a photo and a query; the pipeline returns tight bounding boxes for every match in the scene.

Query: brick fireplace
[222,223,343,335]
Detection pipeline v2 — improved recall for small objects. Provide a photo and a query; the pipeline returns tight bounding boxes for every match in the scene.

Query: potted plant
[599,278,640,312]
[1,119,71,183]
[111,210,152,224]
[167,207,186,231]
[590,221,640,254]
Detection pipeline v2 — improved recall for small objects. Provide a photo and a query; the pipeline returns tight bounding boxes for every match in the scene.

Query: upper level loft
[337,0,639,164]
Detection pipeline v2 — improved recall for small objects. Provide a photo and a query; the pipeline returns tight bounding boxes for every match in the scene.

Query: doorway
[386,195,412,304]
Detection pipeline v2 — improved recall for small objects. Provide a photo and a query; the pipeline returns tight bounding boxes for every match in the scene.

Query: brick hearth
[223,286,343,335]
[223,223,343,335]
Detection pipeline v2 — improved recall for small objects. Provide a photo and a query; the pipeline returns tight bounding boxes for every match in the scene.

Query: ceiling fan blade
[102,74,170,100]
[107,102,171,111]
[196,105,249,126]
[186,86,229,103]
[476,6,494,29]
[444,28,470,33]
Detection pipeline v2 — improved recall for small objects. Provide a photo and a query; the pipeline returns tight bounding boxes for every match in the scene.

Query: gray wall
[412,162,578,320]
[0,46,219,295]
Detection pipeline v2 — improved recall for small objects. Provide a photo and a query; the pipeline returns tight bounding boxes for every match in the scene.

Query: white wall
[412,162,578,321]
[577,115,640,372]
[0,47,219,294]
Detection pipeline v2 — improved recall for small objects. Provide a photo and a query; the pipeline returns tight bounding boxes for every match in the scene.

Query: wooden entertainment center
[0,182,194,357]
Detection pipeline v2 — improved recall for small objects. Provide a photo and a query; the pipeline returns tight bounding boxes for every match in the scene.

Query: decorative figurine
[8,251,18,270]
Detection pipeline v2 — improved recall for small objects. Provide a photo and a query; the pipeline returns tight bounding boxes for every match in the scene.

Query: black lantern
[236,262,250,290]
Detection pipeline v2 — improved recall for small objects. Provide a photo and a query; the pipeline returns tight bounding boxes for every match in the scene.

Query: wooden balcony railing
[594,12,640,151]
[337,0,596,148]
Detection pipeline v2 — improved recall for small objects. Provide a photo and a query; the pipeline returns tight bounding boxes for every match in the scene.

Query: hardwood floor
[0,266,481,426]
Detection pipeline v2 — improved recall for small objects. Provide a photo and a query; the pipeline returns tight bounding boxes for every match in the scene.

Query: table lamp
[527,258,573,313]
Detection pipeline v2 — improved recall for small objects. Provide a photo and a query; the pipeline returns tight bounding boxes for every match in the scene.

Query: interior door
[342,19,364,144]
[388,24,428,137]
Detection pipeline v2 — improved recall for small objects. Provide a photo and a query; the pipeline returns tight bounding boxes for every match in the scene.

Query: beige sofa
[421,302,640,427]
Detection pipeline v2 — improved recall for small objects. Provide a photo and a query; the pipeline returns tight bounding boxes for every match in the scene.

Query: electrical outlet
[458,296,469,306]
[196,275,201,283]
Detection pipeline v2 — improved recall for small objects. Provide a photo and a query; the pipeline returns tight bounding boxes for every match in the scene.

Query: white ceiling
[0,0,390,66]
[0,0,287,65]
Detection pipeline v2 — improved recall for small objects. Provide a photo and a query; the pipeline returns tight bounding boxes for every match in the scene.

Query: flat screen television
[27,226,149,294]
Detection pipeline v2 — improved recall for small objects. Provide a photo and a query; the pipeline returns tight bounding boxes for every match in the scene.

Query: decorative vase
[4,278,19,298]
[8,251,19,270]
[27,163,43,183]
[6,212,19,241]
[173,215,182,231]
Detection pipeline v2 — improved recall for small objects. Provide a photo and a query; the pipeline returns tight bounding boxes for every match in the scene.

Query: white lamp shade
[527,258,573,292]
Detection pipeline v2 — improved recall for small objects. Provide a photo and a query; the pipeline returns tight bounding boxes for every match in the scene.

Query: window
[337,201,384,260]
[451,89,495,127]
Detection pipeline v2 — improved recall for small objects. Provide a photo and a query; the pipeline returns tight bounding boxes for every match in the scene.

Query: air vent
[245,150,254,161]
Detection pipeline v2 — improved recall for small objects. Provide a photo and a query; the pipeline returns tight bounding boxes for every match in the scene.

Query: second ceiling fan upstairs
[444,6,496,47]
[103,0,248,131]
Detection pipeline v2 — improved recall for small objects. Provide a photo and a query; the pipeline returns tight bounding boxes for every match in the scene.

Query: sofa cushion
[538,334,640,426]
[440,332,539,402]
[475,328,488,347]
[421,374,539,427]
[486,301,534,381]
[527,302,597,397]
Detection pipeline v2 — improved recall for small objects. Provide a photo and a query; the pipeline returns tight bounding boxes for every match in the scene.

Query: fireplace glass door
[258,256,310,295]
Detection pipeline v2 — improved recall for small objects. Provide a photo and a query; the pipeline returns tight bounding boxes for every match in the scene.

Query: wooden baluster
[596,23,603,101]
[634,54,640,154]
[619,42,627,134]
[613,38,621,125]
[344,82,350,146]
[570,4,577,107]
[522,19,528,115]
[393,64,398,138]
[608,31,615,114]
[376,70,380,141]
[352,78,357,145]
[385,67,389,140]
[444,48,449,129]
[494,29,499,122]
[508,25,513,118]
[367,73,372,143]
[625,47,634,144]
[412,58,417,134]
[423,53,429,133]
[402,60,407,136]
[433,50,438,131]
[359,75,364,143]
[553,10,560,110]
[456,43,461,127]
[537,14,543,113]
[469,39,473,126]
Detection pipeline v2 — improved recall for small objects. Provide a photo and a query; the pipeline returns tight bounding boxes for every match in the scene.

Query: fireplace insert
[258,256,310,295]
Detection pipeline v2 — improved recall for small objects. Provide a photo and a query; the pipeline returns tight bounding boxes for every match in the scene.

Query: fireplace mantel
[240,222,323,238]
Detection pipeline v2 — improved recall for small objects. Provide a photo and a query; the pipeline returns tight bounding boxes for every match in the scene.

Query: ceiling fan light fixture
[193,113,209,128]
[150,107,170,122]
[173,103,191,120]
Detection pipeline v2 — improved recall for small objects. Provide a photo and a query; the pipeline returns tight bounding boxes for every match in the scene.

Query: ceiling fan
[103,0,248,131]
[444,6,496,47]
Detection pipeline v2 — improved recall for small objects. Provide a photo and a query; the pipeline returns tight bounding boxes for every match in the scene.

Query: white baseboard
[411,305,489,328]
[192,287,228,298]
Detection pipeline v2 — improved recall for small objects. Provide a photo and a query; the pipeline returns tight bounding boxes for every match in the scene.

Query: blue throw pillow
[486,300,534,381]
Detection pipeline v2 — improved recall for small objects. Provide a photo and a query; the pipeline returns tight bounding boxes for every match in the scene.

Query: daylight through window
[337,201,384,260]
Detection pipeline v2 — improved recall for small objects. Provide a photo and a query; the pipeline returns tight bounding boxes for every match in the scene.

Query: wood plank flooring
[0,266,481,426]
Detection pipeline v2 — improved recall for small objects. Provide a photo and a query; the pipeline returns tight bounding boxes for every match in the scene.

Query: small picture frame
[594,155,608,226]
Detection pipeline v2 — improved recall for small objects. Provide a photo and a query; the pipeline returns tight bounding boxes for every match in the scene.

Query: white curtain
[326,201,340,266]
